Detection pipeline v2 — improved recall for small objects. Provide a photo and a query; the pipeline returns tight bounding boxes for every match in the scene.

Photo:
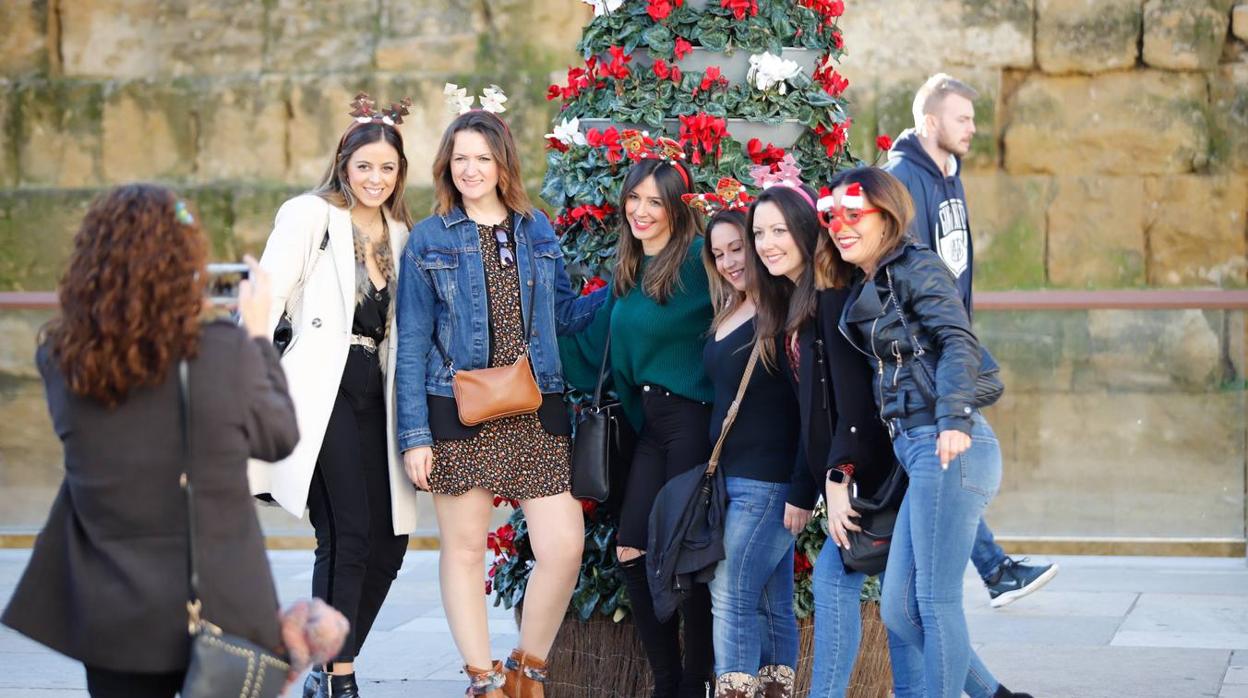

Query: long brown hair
[431,110,534,218]
[816,167,915,285]
[748,185,820,366]
[701,209,751,330]
[45,184,208,407]
[313,121,413,228]
[614,158,701,304]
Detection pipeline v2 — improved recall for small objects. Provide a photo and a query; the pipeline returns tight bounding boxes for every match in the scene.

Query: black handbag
[884,266,1004,408]
[570,331,636,502]
[273,228,329,356]
[176,361,290,698]
[840,463,908,576]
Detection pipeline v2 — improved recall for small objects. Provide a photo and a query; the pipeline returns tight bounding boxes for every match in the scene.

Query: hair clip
[349,92,412,125]
[174,200,195,226]
[444,83,509,115]
[682,177,753,216]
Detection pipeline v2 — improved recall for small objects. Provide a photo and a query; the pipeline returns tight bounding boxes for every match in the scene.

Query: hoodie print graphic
[936,197,970,278]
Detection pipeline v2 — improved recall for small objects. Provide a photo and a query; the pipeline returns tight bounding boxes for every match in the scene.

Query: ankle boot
[621,557,681,697]
[755,665,794,698]
[324,672,360,698]
[465,661,507,697]
[502,649,549,698]
[303,668,322,698]
[714,672,757,698]
[993,686,1034,698]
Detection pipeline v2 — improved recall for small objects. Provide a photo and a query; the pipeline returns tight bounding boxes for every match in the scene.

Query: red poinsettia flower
[546,137,569,152]
[674,37,693,60]
[720,0,758,20]
[602,46,632,80]
[586,127,624,163]
[647,0,681,21]
[794,550,813,576]
[814,120,852,158]
[876,134,893,153]
[692,66,727,96]
[580,276,608,297]
[747,138,787,167]
[653,59,672,80]
[492,495,520,508]
[487,523,517,556]
[831,30,844,50]
[829,0,844,16]
[546,84,562,101]
[679,112,728,165]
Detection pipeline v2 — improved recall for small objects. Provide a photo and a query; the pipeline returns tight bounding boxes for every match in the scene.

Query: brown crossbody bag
[432,232,542,426]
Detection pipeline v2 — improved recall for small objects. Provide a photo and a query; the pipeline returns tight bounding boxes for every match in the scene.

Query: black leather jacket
[838,243,982,436]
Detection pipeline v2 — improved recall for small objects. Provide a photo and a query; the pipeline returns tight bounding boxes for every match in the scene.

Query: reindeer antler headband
[349,93,412,126]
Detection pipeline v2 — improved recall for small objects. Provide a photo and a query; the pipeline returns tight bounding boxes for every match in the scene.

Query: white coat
[248,193,420,535]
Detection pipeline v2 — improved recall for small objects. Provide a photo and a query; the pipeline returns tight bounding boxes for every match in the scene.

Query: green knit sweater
[559,237,714,430]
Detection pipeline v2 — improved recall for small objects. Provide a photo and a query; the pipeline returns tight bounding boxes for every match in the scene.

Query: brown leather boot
[501,649,549,698]
[755,665,795,698]
[714,672,758,698]
[464,661,506,697]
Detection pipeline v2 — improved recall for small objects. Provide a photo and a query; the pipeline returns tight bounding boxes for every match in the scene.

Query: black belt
[889,409,936,437]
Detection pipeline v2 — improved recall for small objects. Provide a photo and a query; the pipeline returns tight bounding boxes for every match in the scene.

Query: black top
[352,280,389,342]
[704,317,817,509]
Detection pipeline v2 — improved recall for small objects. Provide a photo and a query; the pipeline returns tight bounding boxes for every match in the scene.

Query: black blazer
[790,289,896,499]
[1,322,298,673]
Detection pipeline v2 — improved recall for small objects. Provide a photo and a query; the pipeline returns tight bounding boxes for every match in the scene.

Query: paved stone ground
[0,550,1245,697]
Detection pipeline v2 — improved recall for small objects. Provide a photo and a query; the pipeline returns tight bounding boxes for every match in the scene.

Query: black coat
[1,322,299,673]
[790,289,896,500]
[840,243,982,436]
[646,463,726,623]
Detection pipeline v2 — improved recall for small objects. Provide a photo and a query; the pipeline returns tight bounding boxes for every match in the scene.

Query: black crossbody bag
[176,361,290,698]
[570,332,636,502]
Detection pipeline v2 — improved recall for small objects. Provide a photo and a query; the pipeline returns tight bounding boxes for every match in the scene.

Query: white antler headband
[444,83,508,115]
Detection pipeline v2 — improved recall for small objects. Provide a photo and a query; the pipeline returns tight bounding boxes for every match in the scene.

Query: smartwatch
[826,468,852,486]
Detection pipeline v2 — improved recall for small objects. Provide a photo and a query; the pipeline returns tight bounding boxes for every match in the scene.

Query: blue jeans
[809,533,1000,697]
[971,518,1007,582]
[709,477,799,676]
[882,414,1003,698]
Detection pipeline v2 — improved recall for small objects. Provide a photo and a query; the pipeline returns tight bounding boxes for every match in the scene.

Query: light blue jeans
[882,413,1003,698]
[971,518,1008,582]
[709,477,799,676]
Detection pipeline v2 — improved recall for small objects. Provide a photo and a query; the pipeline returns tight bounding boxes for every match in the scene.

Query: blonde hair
[912,73,979,132]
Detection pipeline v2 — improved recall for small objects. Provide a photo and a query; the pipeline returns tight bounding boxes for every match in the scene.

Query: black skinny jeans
[307,347,408,665]
[617,385,714,696]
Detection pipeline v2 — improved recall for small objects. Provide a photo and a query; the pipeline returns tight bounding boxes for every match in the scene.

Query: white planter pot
[627,46,823,86]
[578,117,808,150]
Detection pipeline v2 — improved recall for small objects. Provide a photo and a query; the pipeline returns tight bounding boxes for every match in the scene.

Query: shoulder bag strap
[282,202,333,321]
[706,341,762,476]
[884,266,924,358]
[590,331,611,408]
[176,360,203,633]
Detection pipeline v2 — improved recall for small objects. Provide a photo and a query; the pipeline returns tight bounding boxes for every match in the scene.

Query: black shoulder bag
[176,361,290,698]
[569,331,636,502]
[272,228,329,356]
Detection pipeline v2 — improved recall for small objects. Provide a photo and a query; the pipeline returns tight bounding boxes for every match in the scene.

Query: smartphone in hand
[205,263,250,306]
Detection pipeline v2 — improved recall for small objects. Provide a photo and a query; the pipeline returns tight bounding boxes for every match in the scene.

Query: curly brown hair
[46,184,208,407]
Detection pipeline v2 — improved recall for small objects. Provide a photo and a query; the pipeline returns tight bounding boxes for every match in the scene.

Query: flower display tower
[486,2,889,696]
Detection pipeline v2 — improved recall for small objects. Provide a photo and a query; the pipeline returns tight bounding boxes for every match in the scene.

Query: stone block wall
[840,0,1248,290]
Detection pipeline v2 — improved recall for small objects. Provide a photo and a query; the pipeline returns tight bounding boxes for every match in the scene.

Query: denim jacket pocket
[420,250,460,301]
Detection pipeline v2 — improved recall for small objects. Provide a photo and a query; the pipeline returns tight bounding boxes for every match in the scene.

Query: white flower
[747,52,804,94]
[545,117,588,147]
[480,84,508,114]
[582,0,623,16]
[443,82,474,114]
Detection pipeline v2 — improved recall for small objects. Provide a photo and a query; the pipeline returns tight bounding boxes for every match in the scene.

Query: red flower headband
[620,129,692,189]
[349,93,412,126]
[682,177,754,217]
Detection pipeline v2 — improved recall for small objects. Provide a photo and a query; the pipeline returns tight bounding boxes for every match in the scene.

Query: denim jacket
[395,207,607,451]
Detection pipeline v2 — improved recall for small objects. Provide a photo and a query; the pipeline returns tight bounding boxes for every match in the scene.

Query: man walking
[885,72,1059,608]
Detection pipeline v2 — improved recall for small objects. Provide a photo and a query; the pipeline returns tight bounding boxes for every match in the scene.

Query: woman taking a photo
[2,185,297,698]
[254,95,418,698]
[822,167,1029,698]
[560,152,715,698]
[699,205,816,698]
[396,105,605,698]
